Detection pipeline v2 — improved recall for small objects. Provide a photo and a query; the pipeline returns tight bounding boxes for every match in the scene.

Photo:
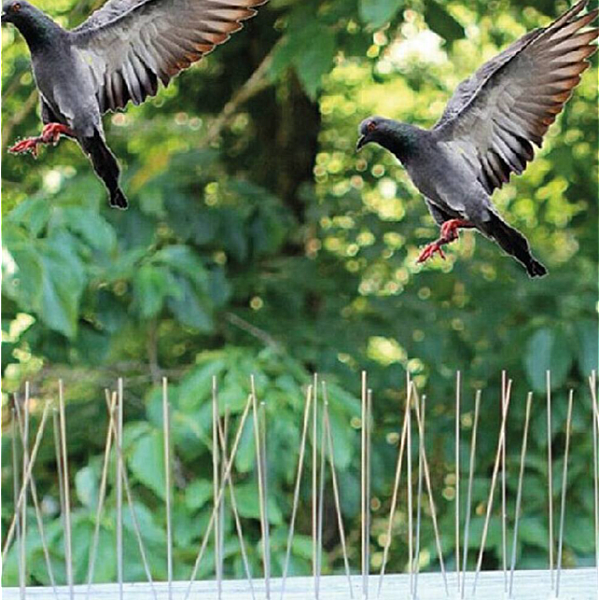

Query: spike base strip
[4,568,598,599]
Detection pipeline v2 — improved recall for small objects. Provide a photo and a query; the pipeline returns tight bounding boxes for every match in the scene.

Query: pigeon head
[2,0,58,48]
[356,116,407,152]
[2,0,35,25]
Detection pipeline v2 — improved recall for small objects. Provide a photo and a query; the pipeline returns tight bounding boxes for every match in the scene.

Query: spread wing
[71,0,267,113]
[434,0,598,194]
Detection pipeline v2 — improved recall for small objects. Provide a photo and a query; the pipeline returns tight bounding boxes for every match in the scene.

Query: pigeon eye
[366,121,377,133]
[12,2,21,11]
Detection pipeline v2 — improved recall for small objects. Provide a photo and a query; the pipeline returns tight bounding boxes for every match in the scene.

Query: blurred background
[2,0,598,587]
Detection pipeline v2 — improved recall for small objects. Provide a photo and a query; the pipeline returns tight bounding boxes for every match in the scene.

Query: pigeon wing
[434,0,598,194]
[71,0,267,113]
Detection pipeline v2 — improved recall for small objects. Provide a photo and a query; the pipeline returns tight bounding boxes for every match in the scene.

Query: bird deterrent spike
[377,377,411,598]
[13,399,58,599]
[316,394,328,600]
[116,379,124,600]
[455,371,461,596]
[412,394,425,599]
[216,404,256,600]
[20,388,29,598]
[259,400,271,597]
[280,385,314,600]
[406,385,414,599]
[361,371,368,600]
[86,391,117,600]
[104,393,158,600]
[3,399,51,564]
[589,372,600,575]
[546,370,555,591]
[501,372,508,594]
[322,385,354,599]
[212,377,222,600]
[163,378,174,600]
[11,406,23,600]
[184,392,254,600]
[313,373,319,600]
[460,390,481,600]
[555,391,574,599]
[57,381,75,600]
[412,382,449,596]
[472,379,512,595]
[366,388,373,600]
[251,379,270,600]
[509,392,533,599]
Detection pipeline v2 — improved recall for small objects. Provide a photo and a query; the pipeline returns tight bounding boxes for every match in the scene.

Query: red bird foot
[41,123,73,144]
[440,218,474,242]
[9,123,74,157]
[417,240,447,264]
[9,136,42,157]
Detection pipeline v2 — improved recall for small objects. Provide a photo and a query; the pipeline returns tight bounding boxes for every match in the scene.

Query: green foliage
[1,0,598,588]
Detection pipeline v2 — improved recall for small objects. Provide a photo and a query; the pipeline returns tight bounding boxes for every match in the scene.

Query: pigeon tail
[79,130,128,209]
[483,212,547,278]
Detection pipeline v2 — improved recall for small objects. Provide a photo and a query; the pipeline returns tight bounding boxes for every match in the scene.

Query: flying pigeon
[2,0,267,209]
[357,0,598,277]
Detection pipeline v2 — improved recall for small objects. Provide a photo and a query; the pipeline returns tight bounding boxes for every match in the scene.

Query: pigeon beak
[356,135,367,152]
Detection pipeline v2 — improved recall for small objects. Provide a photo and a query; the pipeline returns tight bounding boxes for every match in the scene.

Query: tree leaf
[359,0,403,28]
[129,430,166,500]
[524,327,573,392]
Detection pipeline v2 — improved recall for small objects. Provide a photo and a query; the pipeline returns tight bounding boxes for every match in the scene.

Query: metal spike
[116,379,124,600]
[212,377,222,600]
[509,392,533,599]
[163,378,174,600]
[461,390,481,599]
[280,385,313,600]
[412,395,425,599]
[455,371,461,595]
[555,391,574,598]
[472,380,512,594]
[546,370,555,591]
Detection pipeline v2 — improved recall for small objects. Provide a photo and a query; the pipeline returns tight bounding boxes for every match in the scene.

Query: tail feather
[79,131,128,210]
[482,213,547,278]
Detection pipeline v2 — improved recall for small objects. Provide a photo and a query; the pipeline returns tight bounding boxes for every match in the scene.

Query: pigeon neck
[382,123,419,162]
[17,10,62,52]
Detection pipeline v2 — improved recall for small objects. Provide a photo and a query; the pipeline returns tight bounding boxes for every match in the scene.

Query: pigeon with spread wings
[357,0,598,277]
[2,0,268,208]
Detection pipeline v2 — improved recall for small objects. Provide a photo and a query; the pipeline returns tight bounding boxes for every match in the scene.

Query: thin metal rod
[216,407,256,600]
[212,377,222,600]
[412,383,449,596]
[260,400,271,597]
[366,388,372,600]
[589,372,600,575]
[472,380,512,594]
[407,385,414,598]
[86,391,117,599]
[251,377,270,599]
[460,390,481,600]
[2,401,51,563]
[455,371,461,595]
[501,372,508,594]
[412,395,425,598]
[377,379,411,597]
[323,389,354,598]
[52,409,66,562]
[555,390,574,598]
[316,395,327,600]
[546,370,555,590]
[163,378,174,600]
[14,398,59,598]
[116,378,124,600]
[58,381,74,600]
[184,393,254,600]
[361,371,368,600]
[280,385,313,600]
[20,388,29,597]
[313,373,319,600]
[219,408,229,593]
[104,394,158,600]
[509,392,533,599]
[11,407,23,600]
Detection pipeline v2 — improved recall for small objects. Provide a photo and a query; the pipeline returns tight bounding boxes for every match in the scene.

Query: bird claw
[417,240,446,264]
[41,123,72,145]
[8,137,41,158]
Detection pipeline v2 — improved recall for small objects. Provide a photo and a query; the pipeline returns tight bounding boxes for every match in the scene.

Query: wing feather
[435,0,598,194]
[71,0,268,113]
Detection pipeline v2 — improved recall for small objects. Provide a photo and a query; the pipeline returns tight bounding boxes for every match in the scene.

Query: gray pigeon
[2,0,267,209]
[357,0,598,277]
